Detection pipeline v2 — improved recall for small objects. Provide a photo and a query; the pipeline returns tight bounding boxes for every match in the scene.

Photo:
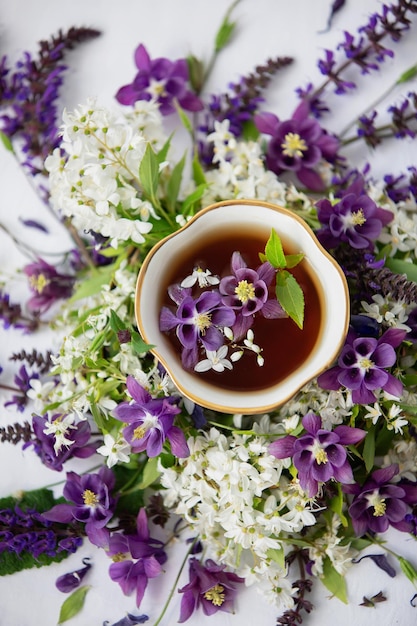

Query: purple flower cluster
[107,509,167,608]
[270,413,366,497]
[116,44,203,115]
[255,101,340,191]
[318,327,406,404]
[113,376,189,458]
[0,505,82,559]
[178,558,244,622]
[160,251,284,371]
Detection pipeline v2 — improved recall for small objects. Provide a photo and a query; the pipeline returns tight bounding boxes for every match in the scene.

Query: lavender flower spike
[270,412,366,497]
[113,376,189,458]
[318,327,407,404]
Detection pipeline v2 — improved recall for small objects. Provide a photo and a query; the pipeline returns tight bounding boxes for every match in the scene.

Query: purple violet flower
[108,509,167,608]
[178,558,244,623]
[254,100,340,191]
[4,365,38,412]
[113,376,189,458]
[160,288,236,370]
[25,414,97,472]
[43,467,116,546]
[23,258,75,312]
[315,177,393,250]
[317,327,406,404]
[115,44,203,115]
[219,251,285,340]
[344,464,414,536]
[269,412,366,497]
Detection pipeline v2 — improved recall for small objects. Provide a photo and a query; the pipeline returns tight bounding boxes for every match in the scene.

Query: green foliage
[139,143,160,204]
[215,0,241,52]
[0,130,13,152]
[321,557,348,603]
[58,586,91,624]
[385,257,417,283]
[276,271,305,329]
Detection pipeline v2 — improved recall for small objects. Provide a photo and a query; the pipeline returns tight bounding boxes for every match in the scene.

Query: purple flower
[108,509,167,608]
[104,614,148,626]
[4,365,38,412]
[317,327,406,404]
[178,558,244,623]
[315,177,393,250]
[23,258,75,312]
[43,467,116,546]
[269,412,366,497]
[160,288,236,370]
[344,465,412,536]
[25,414,97,471]
[55,558,92,593]
[113,376,189,458]
[219,252,285,340]
[115,44,203,115]
[254,100,340,191]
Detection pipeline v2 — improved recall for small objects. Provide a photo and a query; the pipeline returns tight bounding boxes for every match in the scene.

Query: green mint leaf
[385,257,417,283]
[58,586,91,624]
[174,101,193,133]
[166,152,186,212]
[109,309,127,333]
[181,183,208,216]
[276,270,305,329]
[321,557,348,603]
[139,143,160,200]
[131,330,154,354]
[284,252,305,269]
[265,229,286,268]
[69,266,115,302]
[192,152,207,186]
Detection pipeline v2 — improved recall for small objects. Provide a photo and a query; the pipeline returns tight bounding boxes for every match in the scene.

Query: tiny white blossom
[180,267,219,288]
[97,433,131,468]
[26,379,55,412]
[43,414,77,454]
[194,346,233,372]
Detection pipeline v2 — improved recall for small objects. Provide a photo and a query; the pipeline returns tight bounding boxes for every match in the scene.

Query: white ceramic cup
[136,200,349,414]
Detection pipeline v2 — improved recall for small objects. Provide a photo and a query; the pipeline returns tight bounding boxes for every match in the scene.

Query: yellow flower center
[133,425,147,440]
[359,357,374,371]
[29,273,50,294]
[111,552,128,562]
[204,584,225,606]
[351,209,367,226]
[314,447,328,465]
[281,132,308,158]
[195,312,212,334]
[373,498,386,517]
[235,280,255,303]
[83,489,99,506]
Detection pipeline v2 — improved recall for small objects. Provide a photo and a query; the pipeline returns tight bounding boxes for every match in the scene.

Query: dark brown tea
[160,226,323,392]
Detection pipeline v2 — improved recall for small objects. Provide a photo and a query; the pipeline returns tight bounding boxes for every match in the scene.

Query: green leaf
[131,330,154,354]
[139,143,160,200]
[242,119,259,141]
[156,135,172,165]
[275,270,305,329]
[396,63,417,84]
[69,266,115,302]
[265,229,286,268]
[398,556,417,585]
[137,456,161,489]
[215,0,240,52]
[284,253,305,269]
[174,101,193,133]
[192,152,207,186]
[385,257,417,283]
[166,152,186,211]
[329,483,348,527]
[181,183,208,216]
[58,586,90,624]
[109,309,127,333]
[187,54,205,93]
[362,424,376,473]
[0,130,13,152]
[321,557,348,603]
[266,546,285,569]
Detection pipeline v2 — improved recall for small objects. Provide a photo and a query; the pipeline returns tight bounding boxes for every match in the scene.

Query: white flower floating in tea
[159,230,306,376]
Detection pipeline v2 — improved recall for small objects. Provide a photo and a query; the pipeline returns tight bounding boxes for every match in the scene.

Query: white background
[0,1,417,625]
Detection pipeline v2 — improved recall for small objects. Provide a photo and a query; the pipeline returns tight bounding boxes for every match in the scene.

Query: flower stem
[152,538,197,626]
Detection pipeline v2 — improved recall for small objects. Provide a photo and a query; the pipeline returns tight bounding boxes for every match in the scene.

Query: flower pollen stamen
[351,209,367,226]
[281,132,307,158]
[235,280,255,303]
[83,489,99,506]
[359,357,374,371]
[195,312,212,334]
[29,274,50,294]
[204,583,225,606]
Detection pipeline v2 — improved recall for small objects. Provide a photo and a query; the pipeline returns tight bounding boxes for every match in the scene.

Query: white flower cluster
[45,99,168,247]
[160,418,317,608]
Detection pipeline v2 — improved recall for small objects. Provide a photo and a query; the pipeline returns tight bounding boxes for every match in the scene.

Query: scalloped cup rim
[135,200,349,414]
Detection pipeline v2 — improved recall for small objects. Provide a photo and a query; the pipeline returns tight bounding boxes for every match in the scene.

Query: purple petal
[333,425,367,445]
[254,111,280,135]
[269,435,296,459]
[126,376,151,404]
[159,306,179,331]
[134,44,151,71]
[332,460,354,484]
[231,251,247,273]
[167,425,190,458]
[302,412,322,435]
[261,298,286,319]
[19,218,49,233]
[42,503,74,523]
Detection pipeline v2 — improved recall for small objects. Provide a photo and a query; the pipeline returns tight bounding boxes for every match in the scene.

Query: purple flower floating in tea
[317,327,407,404]
[269,412,366,497]
[159,230,306,374]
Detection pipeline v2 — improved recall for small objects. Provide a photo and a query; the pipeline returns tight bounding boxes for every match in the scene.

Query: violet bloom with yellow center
[269,412,366,497]
[23,258,75,312]
[219,251,285,340]
[178,558,244,622]
[254,100,340,191]
[160,288,236,369]
[318,327,406,404]
[113,376,189,458]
